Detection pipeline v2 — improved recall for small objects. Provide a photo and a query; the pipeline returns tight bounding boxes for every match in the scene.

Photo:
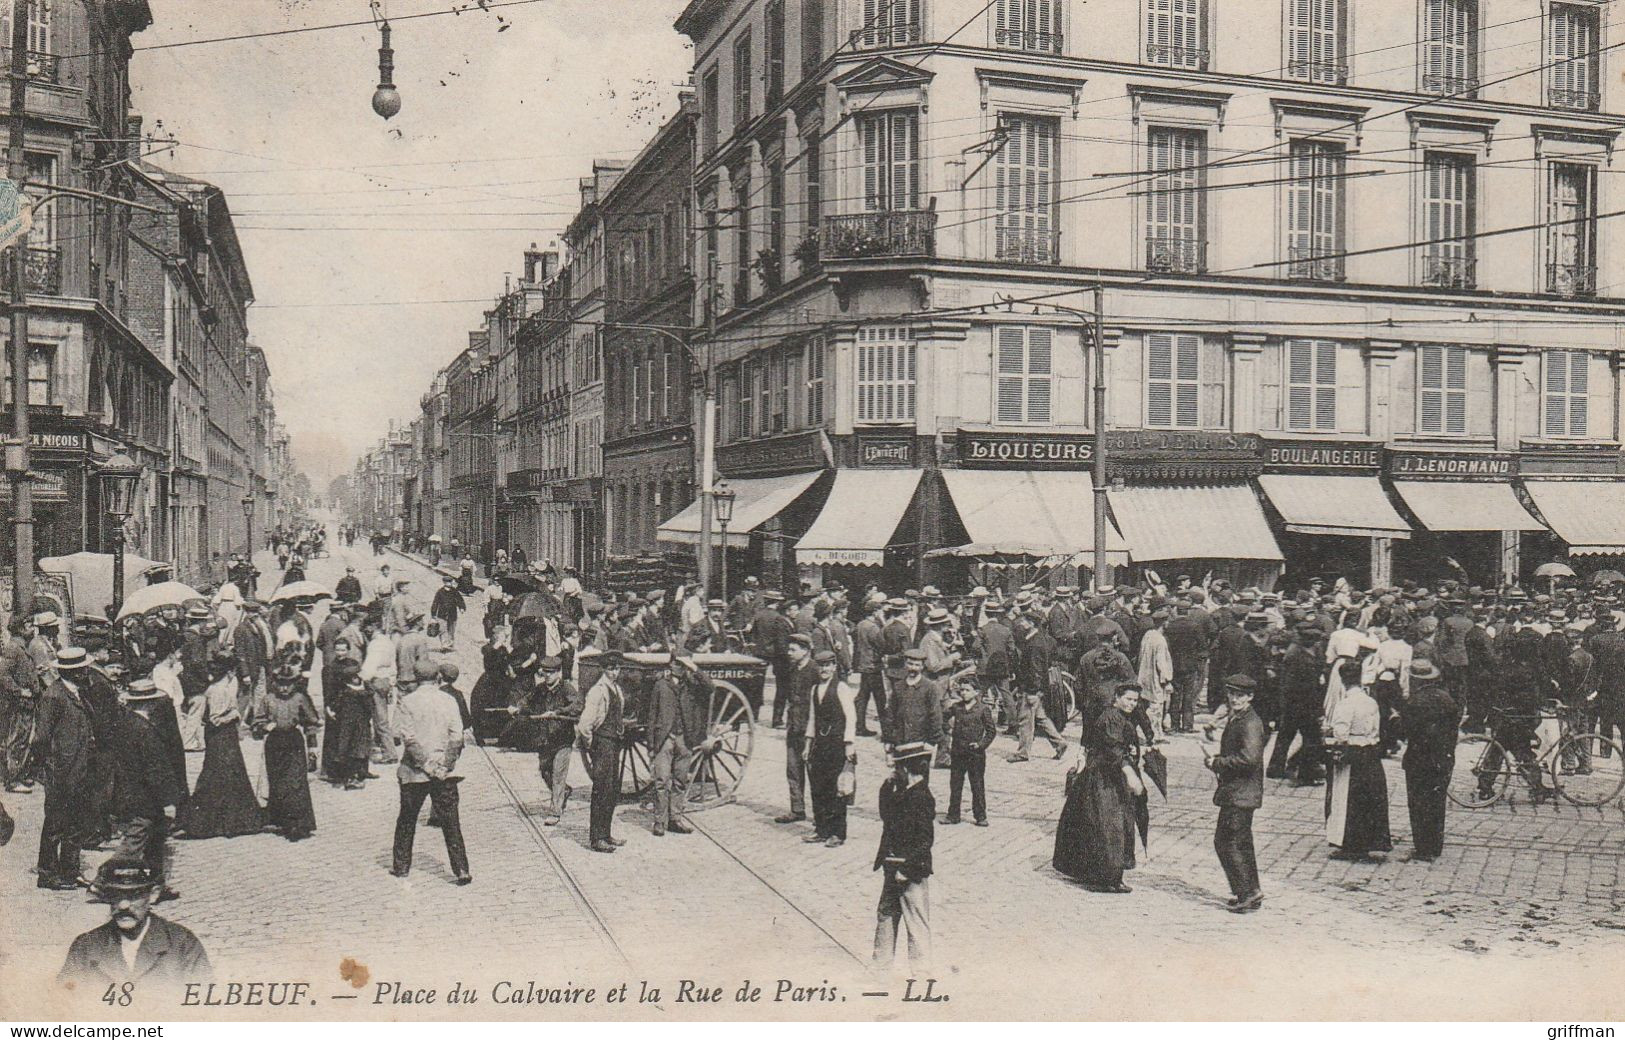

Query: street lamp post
[241,493,255,562]
[100,453,143,618]
[713,480,735,607]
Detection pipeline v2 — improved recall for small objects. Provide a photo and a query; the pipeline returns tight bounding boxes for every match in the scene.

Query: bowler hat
[90,856,162,896]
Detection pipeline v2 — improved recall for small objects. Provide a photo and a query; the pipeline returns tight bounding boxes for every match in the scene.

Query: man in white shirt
[805,649,858,847]
[361,622,398,765]
[390,679,470,884]
[575,653,627,853]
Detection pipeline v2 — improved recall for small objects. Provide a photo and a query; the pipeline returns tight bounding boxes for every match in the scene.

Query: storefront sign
[958,432,1094,469]
[1389,451,1517,479]
[1517,441,1624,477]
[0,469,69,502]
[1103,430,1262,481]
[857,435,915,468]
[29,431,86,452]
[798,548,886,566]
[1105,430,1258,455]
[719,430,829,478]
[1263,439,1382,471]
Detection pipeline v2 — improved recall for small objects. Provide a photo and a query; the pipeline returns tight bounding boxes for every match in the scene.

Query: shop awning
[1392,481,1546,533]
[1257,474,1411,539]
[1522,480,1625,554]
[1108,484,1284,562]
[656,471,823,549]
[932,470,1129,560]
[795,469,923,567]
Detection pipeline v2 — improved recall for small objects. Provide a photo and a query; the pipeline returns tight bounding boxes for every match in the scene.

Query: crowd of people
[11,516,1625,986]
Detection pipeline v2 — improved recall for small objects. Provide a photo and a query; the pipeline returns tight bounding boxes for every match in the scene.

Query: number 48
[102,982,133,1006]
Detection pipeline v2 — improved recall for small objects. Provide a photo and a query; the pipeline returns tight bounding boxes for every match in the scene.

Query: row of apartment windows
[611,203,691,303]
[701,0,1607,156]
[718,338,829,442]
[718,327,1600,439]
[824,107,1600,294]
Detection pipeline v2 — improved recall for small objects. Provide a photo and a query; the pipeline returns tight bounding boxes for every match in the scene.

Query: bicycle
[1447,701,1625,809]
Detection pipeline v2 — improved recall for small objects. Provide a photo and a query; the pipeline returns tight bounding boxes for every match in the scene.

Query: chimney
[125,115,143,161]
[524,242,544,284]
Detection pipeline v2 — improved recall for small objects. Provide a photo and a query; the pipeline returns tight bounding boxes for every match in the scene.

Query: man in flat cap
[753,590,794,729]
[576,653,629,853]
[1204,674,1267,913]
[648,654,705,837]
[58,858,211,995]
[1267,622,1327,785]
[518,654,582,826]
[776,634,818,824]
[804,648,858,847]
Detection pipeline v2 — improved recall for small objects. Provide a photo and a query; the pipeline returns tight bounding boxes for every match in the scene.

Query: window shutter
[1445,346,1467,433]
[1552,5,1575,94]
[802,0,823,73]
[1314,340,1338,430]
[1288,0,1312,73]
[1200,337,1226,428]
[1147,334,1174,427]
[1287,340,1312,429]
[1175,336,1200,427]
[863,0,878,46]
[1544,350,1568,437]
[997,326,1027,423]
[1419,345,1443,433]
[1028,327,1053,423]
[1147,0,1169,56]
[862,117,880,210]
[1570,351,1589,436]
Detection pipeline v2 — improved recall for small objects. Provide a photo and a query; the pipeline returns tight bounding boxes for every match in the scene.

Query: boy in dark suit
[1204,674,1267,914]
[943,681,994,826]
[873,742,935,975]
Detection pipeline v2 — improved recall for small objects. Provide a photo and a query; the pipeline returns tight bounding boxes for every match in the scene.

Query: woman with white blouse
[1322,660,1392,861]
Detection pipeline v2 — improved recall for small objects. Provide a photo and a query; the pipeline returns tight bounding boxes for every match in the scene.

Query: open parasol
[115,581,204,620]
[271,581,333,603]
[1535,562,1576,578]
[1590,569,1625,586]
[511,591,556,620]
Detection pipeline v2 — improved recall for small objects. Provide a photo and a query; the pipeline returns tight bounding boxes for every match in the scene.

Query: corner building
[660,0,1625,593]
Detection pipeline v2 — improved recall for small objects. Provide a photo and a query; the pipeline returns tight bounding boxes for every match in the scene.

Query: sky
[129,0,695,489]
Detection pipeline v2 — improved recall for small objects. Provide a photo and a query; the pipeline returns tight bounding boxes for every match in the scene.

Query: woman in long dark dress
[1054,683,1147,892]
[253,659,319,840]
[176,655,266,839]
[1322,660,1391,860]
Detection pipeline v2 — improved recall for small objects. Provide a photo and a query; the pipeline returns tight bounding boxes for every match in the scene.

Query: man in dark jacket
[883,649,944,753]
[850,596,886,737]
[648,655,706,836]
[943,681,994,826]
[1205,674,1267,913]
[431,577,466,645]
[753,591,794,728]
[31,648,98,889]
[1164,600,1212,725]
[335,566,363,605]
[975,602,1017,732]
[1011,611,1067,763]
[1400,660,1460,862]
[111,682,186,897]
[58,858,211,997]
[1268,623,1326,783]
[873,742,935,975]
[776,635,818,824]
[521,655,582,826]
[877,597,914,723]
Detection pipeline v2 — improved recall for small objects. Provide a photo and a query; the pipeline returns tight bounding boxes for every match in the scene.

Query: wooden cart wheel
[619,728,656,801]
[685,679,755,810]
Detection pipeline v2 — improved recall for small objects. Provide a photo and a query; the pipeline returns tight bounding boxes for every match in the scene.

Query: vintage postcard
[2,0,1624,1025]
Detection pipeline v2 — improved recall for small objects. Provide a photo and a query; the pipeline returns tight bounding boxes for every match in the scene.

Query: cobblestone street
[6,543,1625,1020]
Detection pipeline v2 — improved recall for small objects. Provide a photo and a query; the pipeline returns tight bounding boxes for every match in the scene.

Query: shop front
[926,431,1127,593]
[0,428,93,564]
[1256,439,1410,592]
[1517,443,1625,582]
[1102,430,1283,591]
[1386,450,1542,588]
[656,430,832,593]
[796,431,926,593]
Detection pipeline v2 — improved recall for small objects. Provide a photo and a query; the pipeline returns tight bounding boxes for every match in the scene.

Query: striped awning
[933,469,1129,560]
[1256,474,1411,539]
[795,469,923,567]
[1392,481,1546,533]
[1523,480,1625,554]
[1109,484,1284,562]
[656,471,823,549]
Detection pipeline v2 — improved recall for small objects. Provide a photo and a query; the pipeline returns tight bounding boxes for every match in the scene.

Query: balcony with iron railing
[852,21,920,48]
[0,49,59,84]
[1421,252,1476,290]
[1422,72,1478,97]
[1286,246,1345,282]
[1549,86,1600,112]
[995,227,1059,265]
[1547,261,1597,297]
[23,246,60,294]
[993,27,1062,53]
[820,210,936,261]
[1146,44,1208,70]
[1145,235,1207,274]
[1287,60,1348,86]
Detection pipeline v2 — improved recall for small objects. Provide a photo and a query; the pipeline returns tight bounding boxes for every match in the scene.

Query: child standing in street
[944,680,994,826]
